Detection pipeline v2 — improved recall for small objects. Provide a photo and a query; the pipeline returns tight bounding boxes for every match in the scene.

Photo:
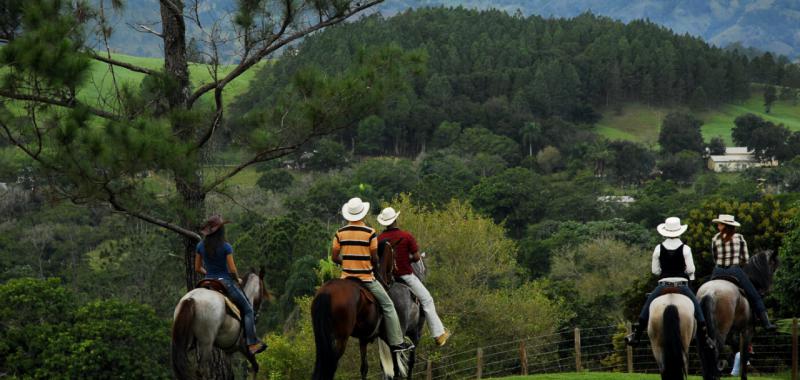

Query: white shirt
[651,238,696,280]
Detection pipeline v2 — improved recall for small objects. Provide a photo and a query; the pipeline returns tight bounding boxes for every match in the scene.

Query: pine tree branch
[0,90,121,120]
[104,184,201,241]
[186,0,384,108]
[88,52,158,75]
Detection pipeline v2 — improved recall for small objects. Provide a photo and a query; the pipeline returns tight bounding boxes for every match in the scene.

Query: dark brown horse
[311,240,410,380]
[697,252,779,380]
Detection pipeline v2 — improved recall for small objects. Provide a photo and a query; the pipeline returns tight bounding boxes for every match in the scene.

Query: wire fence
[402,318,799,380]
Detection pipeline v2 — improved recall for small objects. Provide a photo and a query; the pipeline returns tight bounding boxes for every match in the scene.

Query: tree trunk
[161,3,233,378]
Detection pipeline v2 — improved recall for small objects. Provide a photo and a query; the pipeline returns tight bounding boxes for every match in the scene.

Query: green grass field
[596,89,800,145]
[501,372,791,380]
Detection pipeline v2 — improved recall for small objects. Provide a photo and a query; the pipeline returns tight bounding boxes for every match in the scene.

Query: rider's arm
[194,252,207,275]
[331,234,342,264]
[226,254,241,283]
[651,245,661,276]
[683,245,696,280]
[369,232,378,266]
[739,235,749,266]
[408,233,421,262]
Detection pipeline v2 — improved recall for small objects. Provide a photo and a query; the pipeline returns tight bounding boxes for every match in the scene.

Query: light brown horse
[647,292,698,380]
[171,269,271,380]
[697,252,779,380]
[311,240,409,380]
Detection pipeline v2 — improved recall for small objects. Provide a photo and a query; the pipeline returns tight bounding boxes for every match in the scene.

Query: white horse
[648,291,697,380]
[171,269,270,379]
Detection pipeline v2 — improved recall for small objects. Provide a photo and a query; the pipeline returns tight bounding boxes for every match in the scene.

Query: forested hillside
[232,8,799,156]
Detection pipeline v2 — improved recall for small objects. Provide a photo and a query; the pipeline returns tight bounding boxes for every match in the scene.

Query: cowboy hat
[712,214,741,227]
[657,217,688,238]
[342,197,370,222]
[377,207,400,226]
[201,215,230,236]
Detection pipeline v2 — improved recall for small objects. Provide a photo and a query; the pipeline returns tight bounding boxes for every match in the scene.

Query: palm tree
[520,122,541,158]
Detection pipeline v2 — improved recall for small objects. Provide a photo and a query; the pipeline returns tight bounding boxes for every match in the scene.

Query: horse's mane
[743,251,778,294]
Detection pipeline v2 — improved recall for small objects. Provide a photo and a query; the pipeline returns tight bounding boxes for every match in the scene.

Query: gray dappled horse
[171,269,270,379]
[697,252,779,380]
[647,291,699,380]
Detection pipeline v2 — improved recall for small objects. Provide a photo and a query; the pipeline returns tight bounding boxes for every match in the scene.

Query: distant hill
[98,0,800,60]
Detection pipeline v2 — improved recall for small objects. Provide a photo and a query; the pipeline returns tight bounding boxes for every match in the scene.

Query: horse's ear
[259,265,265,279]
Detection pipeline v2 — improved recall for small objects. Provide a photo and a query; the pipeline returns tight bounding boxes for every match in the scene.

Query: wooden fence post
[792,317,798,380]
[520,341,528,375]
[476,348,484,379]
[574,327,582,372]
[426,358,432,380]
[626,321,634,373]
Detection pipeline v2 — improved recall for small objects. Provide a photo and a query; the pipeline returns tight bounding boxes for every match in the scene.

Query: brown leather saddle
[196,279,242,321]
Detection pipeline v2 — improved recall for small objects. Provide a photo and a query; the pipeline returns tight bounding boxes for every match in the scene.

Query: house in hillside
[597,195,635,206]
[707,147,778,172]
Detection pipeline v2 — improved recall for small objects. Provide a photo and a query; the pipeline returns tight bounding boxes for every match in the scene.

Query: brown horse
[311,240,410,380]
[696,252,779,380]
[171,269,271,380]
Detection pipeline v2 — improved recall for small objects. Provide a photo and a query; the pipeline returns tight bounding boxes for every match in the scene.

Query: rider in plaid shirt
[711,214,776,330]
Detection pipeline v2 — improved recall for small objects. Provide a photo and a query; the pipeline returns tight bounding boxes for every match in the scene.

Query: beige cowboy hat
[342,197,370,222]
[377,207,400,226]
[712,214,741,227]
[657,217,688,238]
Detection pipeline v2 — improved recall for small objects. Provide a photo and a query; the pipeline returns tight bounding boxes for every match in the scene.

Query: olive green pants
[363,280,404,346]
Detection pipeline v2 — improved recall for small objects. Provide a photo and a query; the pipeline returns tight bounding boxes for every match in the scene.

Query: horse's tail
[661,305,686,380]
[312,291,337,380]
[699,295,719,380]
[171,298,195,380]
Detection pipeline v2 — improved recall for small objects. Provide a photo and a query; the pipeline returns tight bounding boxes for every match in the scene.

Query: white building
[707,147,778,172]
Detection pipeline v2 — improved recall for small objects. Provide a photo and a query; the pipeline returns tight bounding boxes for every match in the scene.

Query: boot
[697,321,715,350]
[625,321,646,347]
[759,311,777,331]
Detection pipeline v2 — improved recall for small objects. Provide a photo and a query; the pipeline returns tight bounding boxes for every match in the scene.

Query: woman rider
[711,214,776,330]
[195,215,267,355]
[626,217,713,347]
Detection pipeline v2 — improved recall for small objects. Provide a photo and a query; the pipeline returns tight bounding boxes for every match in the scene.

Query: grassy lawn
[597,88,800,145]
[501,372,790,380]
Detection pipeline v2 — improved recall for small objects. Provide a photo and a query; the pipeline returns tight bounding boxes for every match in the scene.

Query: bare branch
[0,118,57,171]
[187,0,385,107]
[105,184,202,241]
[89,52,156,75]
[127,22,164,38]
[0,90,121,121]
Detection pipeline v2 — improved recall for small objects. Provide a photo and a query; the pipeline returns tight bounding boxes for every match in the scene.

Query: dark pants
[638,284,705,324]
[215,277,259,345]
[712,265,766,314]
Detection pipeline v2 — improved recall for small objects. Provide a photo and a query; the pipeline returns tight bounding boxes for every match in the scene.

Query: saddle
[196,279,242,321]
[711,274,748,297]
[345,277,377,305]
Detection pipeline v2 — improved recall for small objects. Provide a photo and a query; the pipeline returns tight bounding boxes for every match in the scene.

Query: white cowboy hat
[712,214,741,227]
[342,197,370,222]
[377,207,400,226]
[657,217,688,238]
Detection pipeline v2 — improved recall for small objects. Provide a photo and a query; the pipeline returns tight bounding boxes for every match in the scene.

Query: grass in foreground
[502,372,790,380]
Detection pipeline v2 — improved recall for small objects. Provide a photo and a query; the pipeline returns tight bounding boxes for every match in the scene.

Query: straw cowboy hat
[342,197,370,222]
[657,217,688,238]
[200,215,230,236]
[377,207,400,226]
[712,214,741,227]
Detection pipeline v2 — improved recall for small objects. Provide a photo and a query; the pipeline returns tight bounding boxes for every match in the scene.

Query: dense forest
[3,4,800,380]
[233,8,800,156]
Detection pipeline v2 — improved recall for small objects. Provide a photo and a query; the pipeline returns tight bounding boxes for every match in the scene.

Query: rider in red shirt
[377,207,451,346]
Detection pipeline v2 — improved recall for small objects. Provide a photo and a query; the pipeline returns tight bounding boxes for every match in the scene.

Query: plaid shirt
[712,233,749,267]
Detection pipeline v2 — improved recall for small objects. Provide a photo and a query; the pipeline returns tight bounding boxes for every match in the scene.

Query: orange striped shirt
[332,221,378,282]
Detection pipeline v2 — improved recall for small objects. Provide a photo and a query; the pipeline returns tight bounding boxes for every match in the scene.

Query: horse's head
[244,267,274,315]
[376,239,396,288]
[745,250,779,295]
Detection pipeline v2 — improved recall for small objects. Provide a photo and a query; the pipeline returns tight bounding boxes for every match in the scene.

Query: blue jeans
[712,266,766,314]
[638,284,705,324]
[212,276,259,345]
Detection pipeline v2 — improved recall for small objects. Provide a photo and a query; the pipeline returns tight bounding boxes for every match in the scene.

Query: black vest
[659,243,688,280]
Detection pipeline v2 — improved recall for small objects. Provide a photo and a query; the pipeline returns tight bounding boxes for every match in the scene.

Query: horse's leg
[359,339,369,380]
[740,328,753,380]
